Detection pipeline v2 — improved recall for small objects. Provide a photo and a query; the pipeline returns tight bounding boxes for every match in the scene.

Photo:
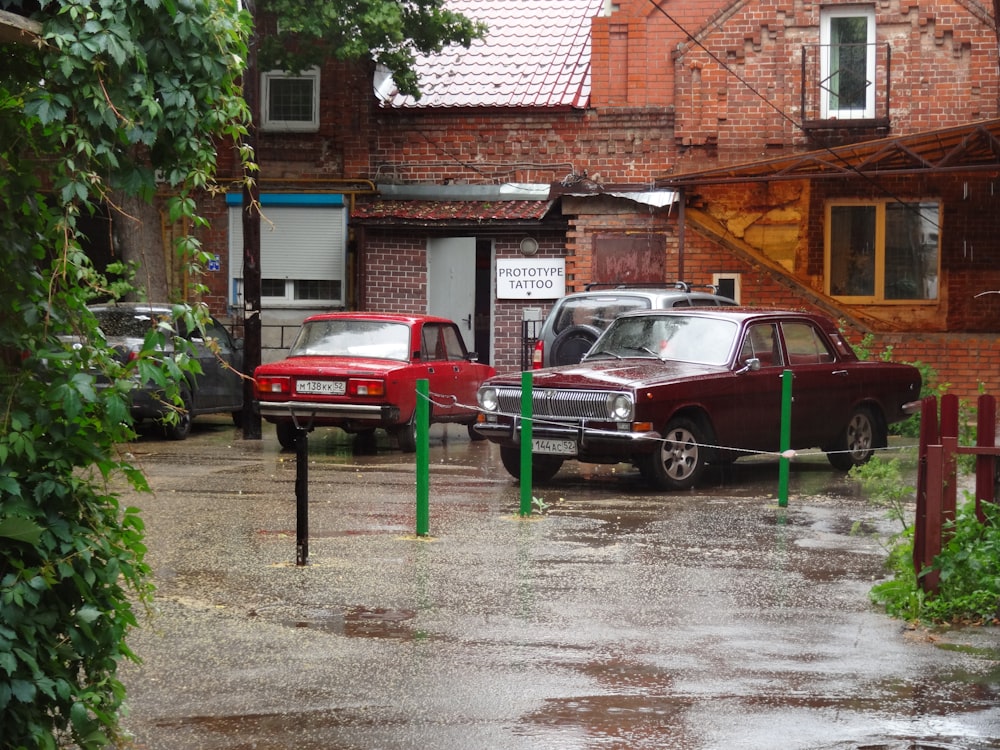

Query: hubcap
[663,427,698,480]
[846,414,873,458]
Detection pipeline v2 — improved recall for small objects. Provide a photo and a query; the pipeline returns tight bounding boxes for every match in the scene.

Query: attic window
[261,68,320,132]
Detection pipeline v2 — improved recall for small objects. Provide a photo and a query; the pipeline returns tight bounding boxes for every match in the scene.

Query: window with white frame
[826,199,940,301]
[228,193,347,307]
[820,7,875,119]
[261,68,320,132]
[712,272,741,303]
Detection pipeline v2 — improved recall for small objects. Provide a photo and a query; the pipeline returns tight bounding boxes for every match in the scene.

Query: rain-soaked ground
[114,417,1000,750]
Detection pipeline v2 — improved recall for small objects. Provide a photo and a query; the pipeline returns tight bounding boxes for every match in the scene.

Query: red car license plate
[296,379,346,395]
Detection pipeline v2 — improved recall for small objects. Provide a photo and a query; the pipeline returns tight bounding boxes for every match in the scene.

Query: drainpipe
[677,188,685,280]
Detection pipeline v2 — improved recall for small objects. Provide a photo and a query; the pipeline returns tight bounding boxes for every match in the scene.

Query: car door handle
[832,369,849,376]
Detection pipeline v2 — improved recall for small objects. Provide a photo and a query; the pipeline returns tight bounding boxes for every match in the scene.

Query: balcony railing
[800,42,891,128]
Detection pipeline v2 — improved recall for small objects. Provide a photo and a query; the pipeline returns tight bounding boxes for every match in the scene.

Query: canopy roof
[657,119,1000,187]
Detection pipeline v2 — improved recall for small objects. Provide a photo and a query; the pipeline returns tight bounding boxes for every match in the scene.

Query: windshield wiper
[585,349,623,361]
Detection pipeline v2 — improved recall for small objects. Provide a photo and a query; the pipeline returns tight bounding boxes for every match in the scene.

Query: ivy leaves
[2,1,249,747]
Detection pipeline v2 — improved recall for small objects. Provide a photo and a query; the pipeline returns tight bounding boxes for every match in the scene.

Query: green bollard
[520,370,533,516]
[416,379,430,536]
[778,369,792,508]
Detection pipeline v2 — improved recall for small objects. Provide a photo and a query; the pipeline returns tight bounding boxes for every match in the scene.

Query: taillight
[532,340,544,369]
[348,378,385,397]
[256,375,291,396]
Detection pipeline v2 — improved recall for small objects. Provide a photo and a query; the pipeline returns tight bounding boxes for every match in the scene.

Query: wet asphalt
[114,417,1000,750]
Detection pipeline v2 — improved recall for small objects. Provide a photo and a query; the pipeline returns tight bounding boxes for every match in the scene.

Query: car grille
[493,387,616,420]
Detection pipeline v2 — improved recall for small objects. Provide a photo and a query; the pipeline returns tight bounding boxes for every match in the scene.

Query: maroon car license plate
[532,438,577,456]
[296,379,346,395]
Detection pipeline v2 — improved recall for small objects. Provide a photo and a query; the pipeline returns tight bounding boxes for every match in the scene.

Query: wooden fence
[914,394,998,592]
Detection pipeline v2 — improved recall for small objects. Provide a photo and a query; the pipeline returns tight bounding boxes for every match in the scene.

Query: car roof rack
[582,281,720,294]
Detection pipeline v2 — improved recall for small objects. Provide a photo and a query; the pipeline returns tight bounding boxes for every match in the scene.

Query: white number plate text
[296,379,346,395]
[532,438,577,456]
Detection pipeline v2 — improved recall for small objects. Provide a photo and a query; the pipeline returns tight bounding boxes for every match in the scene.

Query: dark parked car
[477,308,922,490]
[532,282,736,369]
[254,313,495,451]
[89,303,244,439]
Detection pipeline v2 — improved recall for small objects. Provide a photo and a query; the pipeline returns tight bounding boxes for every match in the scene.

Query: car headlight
[608,393,633,421]
[478,386,499,412]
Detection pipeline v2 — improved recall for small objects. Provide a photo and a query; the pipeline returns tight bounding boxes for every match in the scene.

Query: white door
[427,237,477,350]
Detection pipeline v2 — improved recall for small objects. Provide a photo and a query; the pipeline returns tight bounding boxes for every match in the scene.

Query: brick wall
[371,108,675,185]
[668,0,999,168]
[360,229,567,375]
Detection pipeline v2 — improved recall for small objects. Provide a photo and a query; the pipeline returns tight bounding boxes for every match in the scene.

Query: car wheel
[827,406,885,470]
[275,421,300,450]
[163,389,193,440]
[549,324,602,367]
[642,417,708,490]
[499,445,563,483]
[467,422,487,442]
[231,410,243,427]
[395,417,417,453]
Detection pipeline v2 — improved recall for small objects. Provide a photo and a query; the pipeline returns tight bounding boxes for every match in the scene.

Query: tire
[467,422,487,442]
[549,324,602,367]
[641,417,709,490]
[499,445,563,483]
[395,416,417,453]
[827,406,885,470]
[275,421,300,450]
[231,410,243,427]
[163,389,193,440]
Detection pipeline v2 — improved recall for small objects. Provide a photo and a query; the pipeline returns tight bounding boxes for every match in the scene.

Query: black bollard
[295,428,309,566]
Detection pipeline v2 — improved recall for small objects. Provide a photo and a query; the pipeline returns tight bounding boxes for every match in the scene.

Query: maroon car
[475,308,922,490]
[254,313,494,451]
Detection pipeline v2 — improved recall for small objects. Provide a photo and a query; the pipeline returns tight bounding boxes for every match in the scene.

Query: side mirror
[466,352,480,362]
[736,357,761,374]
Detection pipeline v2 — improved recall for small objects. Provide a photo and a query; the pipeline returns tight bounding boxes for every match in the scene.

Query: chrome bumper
[257,400,399,423]
[474,418,660,448]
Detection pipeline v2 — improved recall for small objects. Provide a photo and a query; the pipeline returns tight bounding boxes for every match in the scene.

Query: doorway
[427,236,493,364]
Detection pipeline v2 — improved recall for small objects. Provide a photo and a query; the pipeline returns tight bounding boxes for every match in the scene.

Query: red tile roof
[352,199,553,223]
[379,0,605,109]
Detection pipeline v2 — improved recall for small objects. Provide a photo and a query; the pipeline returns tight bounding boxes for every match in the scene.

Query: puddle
[520,694,703,748]
[817,740,999,750]
[280,605,423,641]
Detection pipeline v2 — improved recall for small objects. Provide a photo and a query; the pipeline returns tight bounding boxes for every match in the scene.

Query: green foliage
[849,452,915,532]
[857,457,1000,625]
[869,526,927,621]
[257,0,487,98]
[925,499,1000,623]
[1,1,252,747]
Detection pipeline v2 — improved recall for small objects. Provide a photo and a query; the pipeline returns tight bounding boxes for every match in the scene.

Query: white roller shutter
[228,193,347,304]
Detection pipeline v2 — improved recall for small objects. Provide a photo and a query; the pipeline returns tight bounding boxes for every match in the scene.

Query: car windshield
[586,315,739,366]
[290,320,411,361]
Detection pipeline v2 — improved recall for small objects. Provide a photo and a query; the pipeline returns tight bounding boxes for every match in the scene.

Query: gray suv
[531,282,736,369]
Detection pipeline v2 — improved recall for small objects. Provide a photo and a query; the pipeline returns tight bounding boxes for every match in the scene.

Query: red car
[254,313,494,450]
[475,308,922,490]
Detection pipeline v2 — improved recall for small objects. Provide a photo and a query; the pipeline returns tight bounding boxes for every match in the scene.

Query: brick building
[192,0,1000,399]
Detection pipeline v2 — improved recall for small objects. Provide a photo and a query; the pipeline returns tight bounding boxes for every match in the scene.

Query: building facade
[189,0,1000,399]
